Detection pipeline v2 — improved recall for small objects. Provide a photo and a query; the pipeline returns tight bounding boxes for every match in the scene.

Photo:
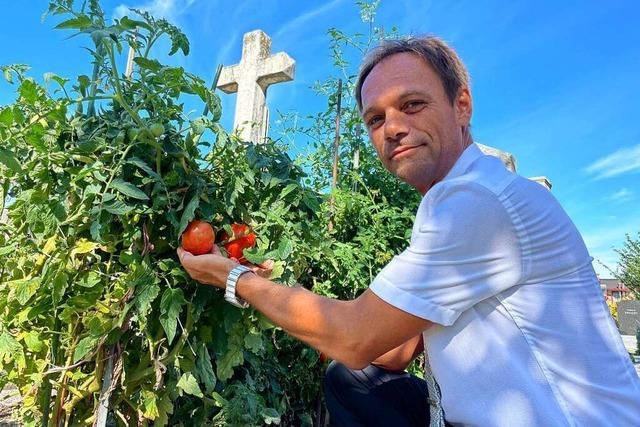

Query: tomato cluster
[220,223,257,263]
[181,220,257,263]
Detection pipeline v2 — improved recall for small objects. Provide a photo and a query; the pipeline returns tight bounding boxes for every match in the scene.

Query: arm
[370,334,423,372]
[177,247,432,370]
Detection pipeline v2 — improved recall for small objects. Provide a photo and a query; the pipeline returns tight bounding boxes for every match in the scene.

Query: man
[178,37,640,426]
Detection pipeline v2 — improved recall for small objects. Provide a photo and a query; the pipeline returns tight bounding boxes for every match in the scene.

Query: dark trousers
[323,361,431,427]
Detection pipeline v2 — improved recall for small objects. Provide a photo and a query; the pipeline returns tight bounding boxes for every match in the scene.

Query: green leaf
[78,271,101,288]
[23,331,44,353]
[71,239,98,256]
[52,271,68,305]
[133,57,163,72]
[14,278,40,305]
[54,15,92,30]
[280,183,299,199]
[244,331,263,353]
[110,178,149,200]
[277,237,294,260]
[90,219,103,242]
[43,72,69,89]
[77,75,91,97]
[118,16,153,32]
[155,393,174,427]
[141,390,159,420]
[269,261,285,280]
[159,288,185,344]
[73,336,98,363]
[216,341,243,382]
[0,107,13,125]
[127,157,161,180]
[159,22,190,56]
[211,392,228,408]
[19,79,38,104]
[104,198,135,215]
[135,280,160,318]
[261,408,281,425]
[176,372,203,398]
[0,149,22,174]
[195,344,216,393]
[0,243,17,256]
[0,332,23,362]
[177,194,199,237]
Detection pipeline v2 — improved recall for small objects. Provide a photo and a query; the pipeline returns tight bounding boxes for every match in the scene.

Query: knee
[323,360,351,392]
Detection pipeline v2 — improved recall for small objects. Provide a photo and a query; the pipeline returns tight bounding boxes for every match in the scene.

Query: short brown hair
[355,36,470,111]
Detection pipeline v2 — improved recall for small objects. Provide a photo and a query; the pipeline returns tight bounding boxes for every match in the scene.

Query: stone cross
[217,30,295,143]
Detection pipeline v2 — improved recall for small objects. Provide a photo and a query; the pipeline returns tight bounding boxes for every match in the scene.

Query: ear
[455,87,472,127]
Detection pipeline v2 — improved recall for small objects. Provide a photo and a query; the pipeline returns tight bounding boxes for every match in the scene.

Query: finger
[258,259,275,270]
[211,244,223,256]
[177,247,193,265]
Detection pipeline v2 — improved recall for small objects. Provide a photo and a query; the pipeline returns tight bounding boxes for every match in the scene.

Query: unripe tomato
[138,128,154,143]
[127,127,140,142]
[114,130,125,145]
[181,220,215,255]
[150,123,165,137]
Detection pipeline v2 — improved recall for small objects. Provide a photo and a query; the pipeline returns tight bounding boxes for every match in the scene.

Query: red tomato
[181,220,215,255]
[221,223,257,262]
[225,239,245,260]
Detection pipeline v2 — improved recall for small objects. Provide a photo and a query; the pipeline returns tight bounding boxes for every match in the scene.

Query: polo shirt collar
[441,142,484,183]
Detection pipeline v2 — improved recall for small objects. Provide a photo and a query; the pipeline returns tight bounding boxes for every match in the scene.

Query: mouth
[390,144,422,160]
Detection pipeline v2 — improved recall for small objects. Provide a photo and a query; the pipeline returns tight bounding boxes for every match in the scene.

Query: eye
[403,100,427,113]
[367,115,384,128]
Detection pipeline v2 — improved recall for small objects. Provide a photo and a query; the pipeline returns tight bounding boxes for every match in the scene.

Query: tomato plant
[0,1,424,426]
[0,2,326,425]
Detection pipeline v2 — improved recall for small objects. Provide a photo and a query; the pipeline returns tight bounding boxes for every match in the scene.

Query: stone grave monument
[217,30,295,143]
[618,300,640,336]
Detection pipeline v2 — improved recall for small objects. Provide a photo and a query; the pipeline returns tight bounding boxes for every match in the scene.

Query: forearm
[236,272,366,368]
[371,334,423,371]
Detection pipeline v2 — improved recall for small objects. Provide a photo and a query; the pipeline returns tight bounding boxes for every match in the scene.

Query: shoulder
[412,156,524,242]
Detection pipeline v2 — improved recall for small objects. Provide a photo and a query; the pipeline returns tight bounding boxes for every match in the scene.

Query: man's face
[360,52,472,194]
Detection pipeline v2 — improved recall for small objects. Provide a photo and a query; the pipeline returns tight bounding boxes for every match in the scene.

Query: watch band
[225,265,251,308]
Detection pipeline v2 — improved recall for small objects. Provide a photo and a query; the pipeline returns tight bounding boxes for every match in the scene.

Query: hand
[177,245,237,289]
[237,258,275,279]
[177,246,275,288]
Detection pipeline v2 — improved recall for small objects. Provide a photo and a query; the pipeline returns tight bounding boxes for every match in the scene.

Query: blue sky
[1,0,639,277]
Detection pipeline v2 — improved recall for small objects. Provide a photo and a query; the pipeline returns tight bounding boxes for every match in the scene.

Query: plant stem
[105,43,145,128]
[40,316,60,427]
[87,44,104,117]
[127,304,193,385]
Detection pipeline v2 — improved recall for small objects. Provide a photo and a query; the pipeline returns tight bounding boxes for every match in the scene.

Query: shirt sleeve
[369,181,523,326]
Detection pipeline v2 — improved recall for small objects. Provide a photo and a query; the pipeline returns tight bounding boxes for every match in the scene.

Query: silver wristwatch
[225,265,251,308]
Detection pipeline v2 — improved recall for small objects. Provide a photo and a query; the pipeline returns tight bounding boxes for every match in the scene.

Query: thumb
[177,247,194,264]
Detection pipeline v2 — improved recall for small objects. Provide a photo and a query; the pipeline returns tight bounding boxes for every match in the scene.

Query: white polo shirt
[370,143,640,426]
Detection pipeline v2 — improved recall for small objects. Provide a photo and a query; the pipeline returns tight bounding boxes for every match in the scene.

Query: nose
[383,110,409,142]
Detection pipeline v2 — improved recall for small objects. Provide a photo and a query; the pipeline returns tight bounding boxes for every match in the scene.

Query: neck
[417,133,473,195]
[462,126,473,149]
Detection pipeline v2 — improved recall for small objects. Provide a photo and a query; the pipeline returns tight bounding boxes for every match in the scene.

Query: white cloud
[584,143,640,180]
[273,0,344,41]
[113,0,198,22]
[606,188,634,202]
[214,32,240,69]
